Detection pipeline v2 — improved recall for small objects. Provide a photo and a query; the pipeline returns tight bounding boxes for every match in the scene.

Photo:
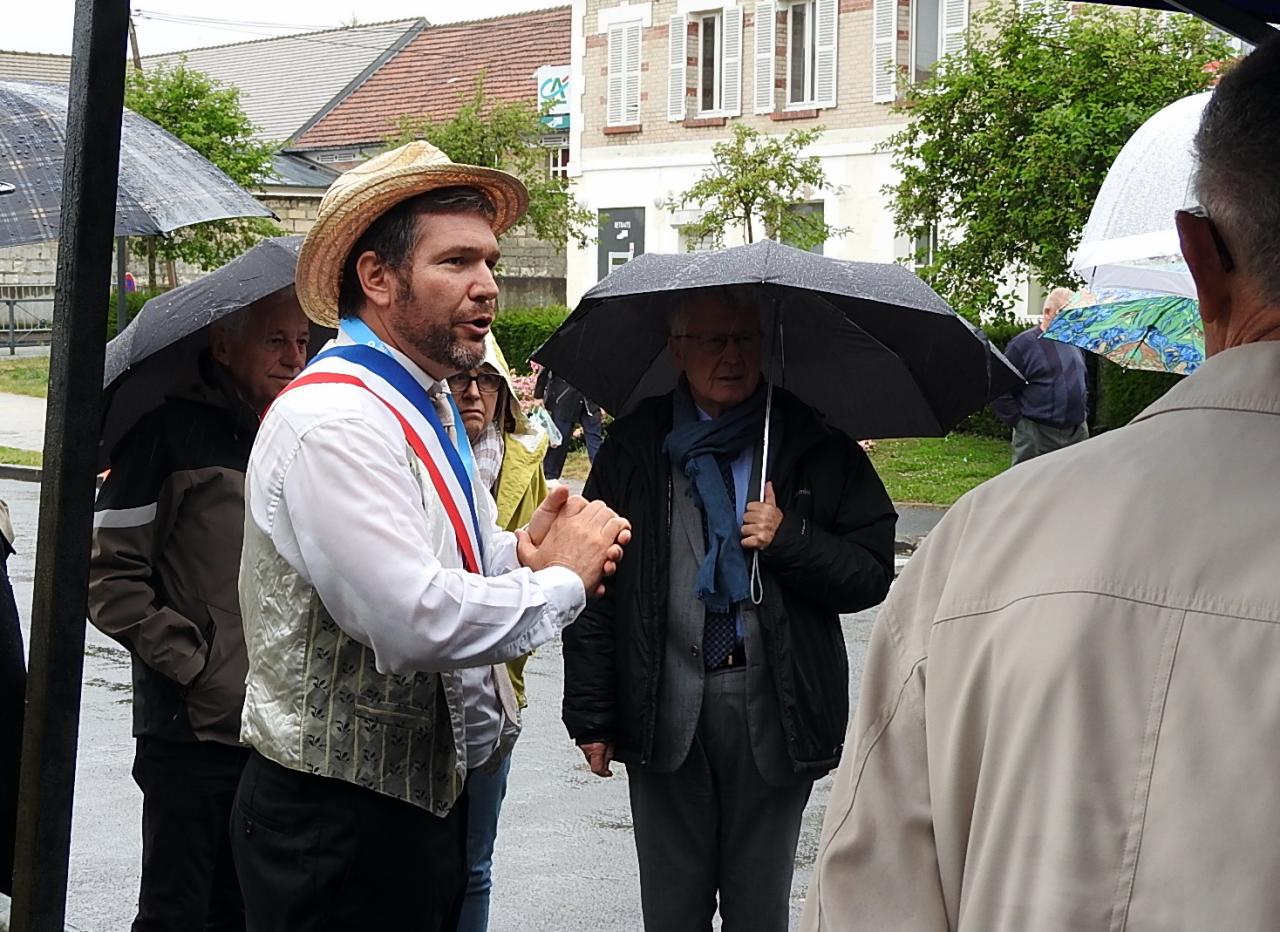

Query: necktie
[430,385,458,446]
[702,453,739,668]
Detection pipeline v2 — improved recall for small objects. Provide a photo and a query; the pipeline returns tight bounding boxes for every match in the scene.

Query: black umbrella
[0,80,273,248]
[98,235,333,466]
[532,239,1022,441]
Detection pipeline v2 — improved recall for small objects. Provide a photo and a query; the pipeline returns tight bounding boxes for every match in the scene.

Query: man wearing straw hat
[231,141,630,930]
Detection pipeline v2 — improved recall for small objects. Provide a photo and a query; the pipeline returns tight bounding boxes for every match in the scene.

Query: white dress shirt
[246,333,585,768]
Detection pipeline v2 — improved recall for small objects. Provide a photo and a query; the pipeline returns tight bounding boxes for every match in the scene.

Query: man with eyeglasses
[563,287,896,930]
[88,287,310,931]
[803,37,1280,931]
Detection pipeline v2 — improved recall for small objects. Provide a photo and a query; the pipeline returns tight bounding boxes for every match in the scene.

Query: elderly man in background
[88,287,309,931]
[991,286,1089,464]
[449,335,550,932]
[804,38,1280,931]
[232,142,629,931]
[564,288,896,930]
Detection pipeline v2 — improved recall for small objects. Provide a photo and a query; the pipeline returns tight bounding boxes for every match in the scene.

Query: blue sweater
[992,326,1088,428]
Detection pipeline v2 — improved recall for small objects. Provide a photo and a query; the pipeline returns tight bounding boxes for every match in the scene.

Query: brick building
[288,7,576,308]
[564,0,1037,309]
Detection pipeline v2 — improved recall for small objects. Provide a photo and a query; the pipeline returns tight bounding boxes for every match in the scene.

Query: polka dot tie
[701,453,740,669]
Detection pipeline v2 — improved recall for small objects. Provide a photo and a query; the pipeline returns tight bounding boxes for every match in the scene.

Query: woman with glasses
[447,335,551,932]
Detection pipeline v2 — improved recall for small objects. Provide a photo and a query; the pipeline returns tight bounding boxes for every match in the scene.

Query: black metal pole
[9,0,130,929]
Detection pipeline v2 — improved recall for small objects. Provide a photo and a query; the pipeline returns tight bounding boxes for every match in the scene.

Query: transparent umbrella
[0,80,273,248]
[1070,92,1210,299]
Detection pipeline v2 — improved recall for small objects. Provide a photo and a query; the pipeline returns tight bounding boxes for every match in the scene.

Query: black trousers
[230,750,469,932]
[0,547,24,897]
[132,736,250,932]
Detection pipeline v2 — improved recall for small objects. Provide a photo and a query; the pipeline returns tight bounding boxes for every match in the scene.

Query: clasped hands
[516,485,632,596]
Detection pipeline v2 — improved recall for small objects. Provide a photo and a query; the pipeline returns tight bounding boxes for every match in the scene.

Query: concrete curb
[0,464,40,483]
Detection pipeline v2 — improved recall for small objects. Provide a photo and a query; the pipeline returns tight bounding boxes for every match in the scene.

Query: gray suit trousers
[628,667,812,932]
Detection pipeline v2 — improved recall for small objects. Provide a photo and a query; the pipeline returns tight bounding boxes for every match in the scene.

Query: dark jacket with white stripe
[89,353,258,746]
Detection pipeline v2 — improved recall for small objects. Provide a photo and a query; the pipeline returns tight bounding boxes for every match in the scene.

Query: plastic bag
[528,406,564,448]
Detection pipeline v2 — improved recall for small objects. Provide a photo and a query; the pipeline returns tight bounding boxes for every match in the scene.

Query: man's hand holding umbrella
[741,481,783,551]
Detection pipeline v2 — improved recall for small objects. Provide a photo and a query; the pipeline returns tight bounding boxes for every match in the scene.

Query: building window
[912,225,938,269]
[548,146,571,179]
[786,0,817,105]
[679,225,716,252]
[608,21,643,126]
[699,12,724,113]
[911,0,941,83]
[314,150,359,164]
[782,201,825,254]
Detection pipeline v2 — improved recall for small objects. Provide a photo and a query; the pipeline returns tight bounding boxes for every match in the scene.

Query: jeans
[543,405,604,479]
[457,753,513,932]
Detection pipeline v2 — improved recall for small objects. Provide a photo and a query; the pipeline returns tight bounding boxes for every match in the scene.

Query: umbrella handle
[747,313,778,606]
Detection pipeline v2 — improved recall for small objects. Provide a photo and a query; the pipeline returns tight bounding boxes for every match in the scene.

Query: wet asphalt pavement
[2,477,882,931]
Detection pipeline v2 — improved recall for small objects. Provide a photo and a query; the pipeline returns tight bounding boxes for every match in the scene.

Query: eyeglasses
[1177,205,1235,273]
[672,331,763,355]
[446,372,504,395]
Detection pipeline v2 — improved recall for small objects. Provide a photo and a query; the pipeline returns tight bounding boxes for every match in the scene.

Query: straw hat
[296,141,529,327]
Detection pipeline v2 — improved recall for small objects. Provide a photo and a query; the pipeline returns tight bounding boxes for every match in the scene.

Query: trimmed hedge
[1096,364,1180,428]
[491,305,570,374]
[953,316,1181,437]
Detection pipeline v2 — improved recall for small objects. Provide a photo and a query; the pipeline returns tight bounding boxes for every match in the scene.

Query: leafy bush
[106,287,168,341]
[491,305,570,374]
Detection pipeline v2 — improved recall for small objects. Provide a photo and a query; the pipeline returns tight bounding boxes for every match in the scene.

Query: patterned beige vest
[238,510,470,815]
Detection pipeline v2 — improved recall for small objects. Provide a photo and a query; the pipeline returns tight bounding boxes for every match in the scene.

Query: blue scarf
[663,380,766,612]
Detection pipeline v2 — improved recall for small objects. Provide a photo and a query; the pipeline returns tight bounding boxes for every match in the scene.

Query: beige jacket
[804,341,1280,932]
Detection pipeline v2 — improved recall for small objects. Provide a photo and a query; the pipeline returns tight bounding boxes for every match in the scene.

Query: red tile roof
[292,7,570,150]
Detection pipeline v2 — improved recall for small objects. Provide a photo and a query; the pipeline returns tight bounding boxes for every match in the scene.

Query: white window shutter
[668,15,688,121]
[942,0,967,57]
[625,22,642,123]
[608,25,626,125]
[722,6,744,116]
[872,0,895,103]
[814,0,838,108]
[753,0,776,114]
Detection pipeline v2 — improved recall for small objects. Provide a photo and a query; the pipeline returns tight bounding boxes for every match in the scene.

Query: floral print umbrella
[1043,287,1203,375]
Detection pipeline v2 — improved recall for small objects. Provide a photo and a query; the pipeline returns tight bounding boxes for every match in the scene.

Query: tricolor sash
[275,342,485,574]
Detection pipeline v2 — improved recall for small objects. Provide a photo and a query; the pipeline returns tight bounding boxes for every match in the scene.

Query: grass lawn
[867,434,1010,506]
[0,357,50,398]
[0,445,41,467]
[558,434,1008,507]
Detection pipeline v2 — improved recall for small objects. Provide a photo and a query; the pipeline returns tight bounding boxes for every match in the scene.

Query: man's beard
[391,275,486,373]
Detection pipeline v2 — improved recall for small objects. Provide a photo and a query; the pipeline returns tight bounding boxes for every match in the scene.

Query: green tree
[125,60,281,277]
[668,124,848,250]
[885,5,1232,322]
[386,78,594,248]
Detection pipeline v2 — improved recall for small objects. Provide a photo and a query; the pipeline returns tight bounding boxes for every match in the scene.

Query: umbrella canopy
[1043,286,1203,374]
[1071,92,1209,298]
[99,236,314,465]
[0,80,273,249]
[532,240,1023,440]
